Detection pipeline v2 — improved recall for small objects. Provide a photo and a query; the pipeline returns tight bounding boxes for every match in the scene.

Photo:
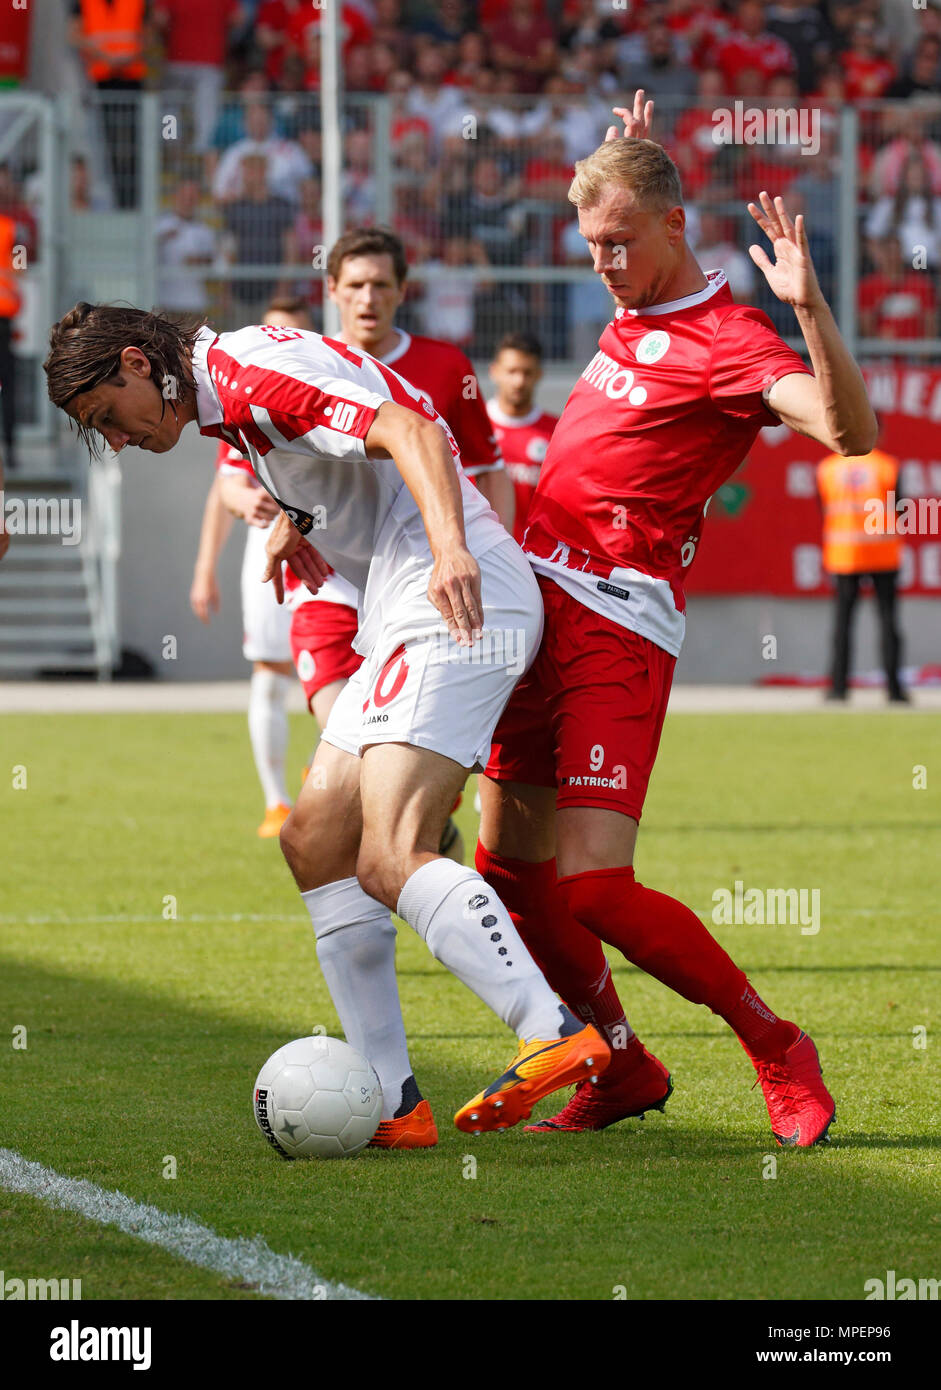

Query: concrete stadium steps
[0,473,103,675]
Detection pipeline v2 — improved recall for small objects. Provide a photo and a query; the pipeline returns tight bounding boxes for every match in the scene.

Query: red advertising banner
[687,364,941,598]
[0,4,32,85]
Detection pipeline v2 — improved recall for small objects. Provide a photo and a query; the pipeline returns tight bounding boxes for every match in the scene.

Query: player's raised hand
[747,193,824,311]
[428,542,483,647]
[605,90,655,143]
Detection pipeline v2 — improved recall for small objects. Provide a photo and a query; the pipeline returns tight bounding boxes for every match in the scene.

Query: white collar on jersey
[620,267,727,318]
[379,328,412,365]
[486,400,544,428]
[191,325,224,427]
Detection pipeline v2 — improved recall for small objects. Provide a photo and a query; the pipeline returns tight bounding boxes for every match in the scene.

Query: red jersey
[153,0,237,65]
[486,400,557,545]
[522,271,812,656]
[288,2,373,57]
[379,330,503,477]
[716,31,796,85]
[841,53,895,101]
[858,273,936,340]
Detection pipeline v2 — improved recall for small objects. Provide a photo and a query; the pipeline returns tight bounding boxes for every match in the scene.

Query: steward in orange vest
[0,214,22,320]
[71,0,148,209]
[817,448,901,575]
[75,0,147,85]
[816,447,906,702]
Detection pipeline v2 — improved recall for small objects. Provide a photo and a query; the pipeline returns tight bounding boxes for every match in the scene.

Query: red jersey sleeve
[214,437,252,475]
[708,307,813,422]
[443,351,504,476]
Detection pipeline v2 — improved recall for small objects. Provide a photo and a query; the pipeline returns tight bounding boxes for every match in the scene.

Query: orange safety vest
[817,448,902,574]
[79,0,146,84]
[0,215,21,319]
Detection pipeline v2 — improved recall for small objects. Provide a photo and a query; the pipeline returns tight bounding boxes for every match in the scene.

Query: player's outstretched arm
[605,90,655,143]
[747,192,877,456]
[190,474,233,623]
[364,401,483,646]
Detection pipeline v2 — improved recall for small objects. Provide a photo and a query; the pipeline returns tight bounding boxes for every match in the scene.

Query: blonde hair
[568,139,684,212]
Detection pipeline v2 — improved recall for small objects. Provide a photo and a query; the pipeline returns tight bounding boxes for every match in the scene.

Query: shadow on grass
[1,958,937,1300]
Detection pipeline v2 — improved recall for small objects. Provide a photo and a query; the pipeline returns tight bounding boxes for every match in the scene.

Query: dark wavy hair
[44,303,205,456]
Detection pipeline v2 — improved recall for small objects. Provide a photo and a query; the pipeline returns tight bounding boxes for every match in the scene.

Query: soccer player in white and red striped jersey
[486,332,557,546]
[476,94,877,1146]
[288,229,512,866]
[44,301,610,1143]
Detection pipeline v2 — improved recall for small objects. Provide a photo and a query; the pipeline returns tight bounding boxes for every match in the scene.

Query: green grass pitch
[1,709,938,1301]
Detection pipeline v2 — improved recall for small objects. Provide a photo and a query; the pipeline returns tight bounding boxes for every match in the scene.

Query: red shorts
[290,600,362,711]
[485,575,676,821]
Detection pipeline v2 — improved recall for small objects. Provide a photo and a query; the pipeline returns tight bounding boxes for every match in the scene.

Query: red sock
[558,867,799,1061]
[474,844,633,1048]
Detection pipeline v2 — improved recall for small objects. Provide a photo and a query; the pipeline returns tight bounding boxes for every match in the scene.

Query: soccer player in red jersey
[476,94,877,1146]
[486,332,557,546]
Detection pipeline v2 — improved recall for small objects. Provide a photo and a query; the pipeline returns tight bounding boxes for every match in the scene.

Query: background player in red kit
[486,332,557,546]
[476,94,877,1147]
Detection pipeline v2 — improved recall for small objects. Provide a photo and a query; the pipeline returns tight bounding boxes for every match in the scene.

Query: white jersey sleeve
[209,326,391,470]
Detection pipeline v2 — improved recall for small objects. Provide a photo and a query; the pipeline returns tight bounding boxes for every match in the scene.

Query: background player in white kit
[44,302,610,1140]
[190,298,307,838]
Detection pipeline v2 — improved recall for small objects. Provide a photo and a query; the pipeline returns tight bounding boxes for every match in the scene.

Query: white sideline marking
[0,1148,375,1302]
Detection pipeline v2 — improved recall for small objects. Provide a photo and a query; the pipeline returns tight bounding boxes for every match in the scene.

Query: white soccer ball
[253,1035,382,1159]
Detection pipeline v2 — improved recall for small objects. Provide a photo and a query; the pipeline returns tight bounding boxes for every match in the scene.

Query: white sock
[397,859,567,1043]
[302,878,414,1120]
[248,669,291,809]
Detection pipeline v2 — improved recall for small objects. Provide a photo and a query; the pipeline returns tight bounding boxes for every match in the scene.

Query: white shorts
[241,522,292,663]
[321,539,543,769]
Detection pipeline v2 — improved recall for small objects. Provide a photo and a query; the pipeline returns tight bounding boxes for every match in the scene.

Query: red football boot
[525,1038,672,1133]
[753,1030,836,1147]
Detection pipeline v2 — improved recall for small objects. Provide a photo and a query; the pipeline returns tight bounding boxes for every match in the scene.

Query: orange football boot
[455,1019,610,1134]
[368,1099,438,1149]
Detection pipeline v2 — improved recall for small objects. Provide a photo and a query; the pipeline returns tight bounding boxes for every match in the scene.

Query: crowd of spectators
[60,0,941,351]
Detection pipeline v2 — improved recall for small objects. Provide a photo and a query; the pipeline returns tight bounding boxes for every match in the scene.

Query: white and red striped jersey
[214,436,358,610]
[193,324,508,658]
